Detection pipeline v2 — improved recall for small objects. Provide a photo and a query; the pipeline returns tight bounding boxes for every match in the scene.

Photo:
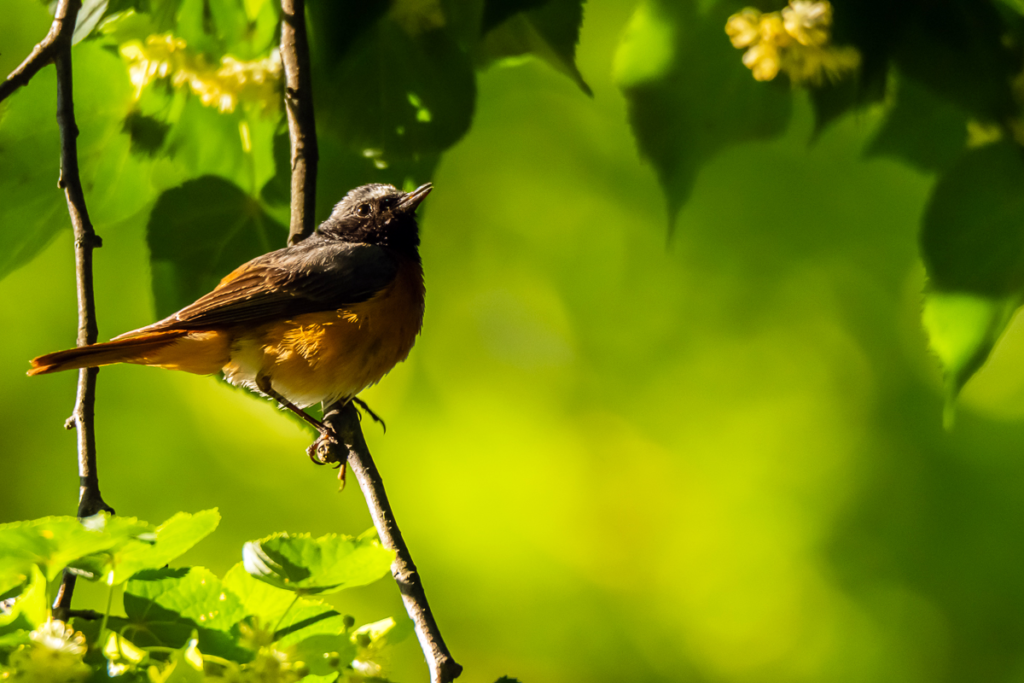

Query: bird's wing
[116,240,398,337]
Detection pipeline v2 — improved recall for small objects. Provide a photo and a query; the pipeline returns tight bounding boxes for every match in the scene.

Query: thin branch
[0,0,78,104]
[46,0,113,619]
[281,0,319,245]
[322,403,463,683]
[279,3,458,678]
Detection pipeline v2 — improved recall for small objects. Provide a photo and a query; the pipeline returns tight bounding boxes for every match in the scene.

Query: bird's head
[318,183,432,256]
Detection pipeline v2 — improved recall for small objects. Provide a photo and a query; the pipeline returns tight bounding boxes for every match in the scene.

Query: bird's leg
[351,397,386,433]
[255,376,339,469]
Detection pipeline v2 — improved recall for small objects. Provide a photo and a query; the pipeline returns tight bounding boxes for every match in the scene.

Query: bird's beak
[397,183,432,213]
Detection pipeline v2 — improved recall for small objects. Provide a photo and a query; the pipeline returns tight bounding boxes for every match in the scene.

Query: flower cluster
[725,1,860,85]
[3,620,90,683]
[120,33,282,113]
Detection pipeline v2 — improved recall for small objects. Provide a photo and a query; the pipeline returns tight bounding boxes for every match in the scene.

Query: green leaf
[122,567,250,662]
[892,1,1017,125]
[289,633,356,676]
[147,176,287,318]
[919,141,1024,418]
[613,0,791,229]
[309,1,476,167]
[0,38,174,284]
[479,0,591,96]
[0,514,150,591]
[923,293,1020,427]
[351,616,413,650]
[865,75,969,173]
[106,509,220,584]
[242,530,394,596]
[0,566,47,634]
[222,563,350,646]
[921,141,1024,297]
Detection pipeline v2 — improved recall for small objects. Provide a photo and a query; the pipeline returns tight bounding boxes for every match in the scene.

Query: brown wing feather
[116,237,399,338]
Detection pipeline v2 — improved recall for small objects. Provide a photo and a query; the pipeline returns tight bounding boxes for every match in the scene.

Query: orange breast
[222,258,425,408]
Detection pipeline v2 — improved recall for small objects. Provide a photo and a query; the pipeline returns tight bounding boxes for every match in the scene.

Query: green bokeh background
[6,2,1024,682]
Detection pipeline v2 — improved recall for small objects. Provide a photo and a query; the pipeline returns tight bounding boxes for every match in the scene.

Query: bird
[28,182,430,462]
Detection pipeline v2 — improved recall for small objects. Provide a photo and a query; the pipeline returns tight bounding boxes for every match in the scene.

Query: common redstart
[29,182,430,451]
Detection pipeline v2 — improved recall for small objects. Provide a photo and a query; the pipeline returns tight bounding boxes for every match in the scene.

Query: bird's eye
[357,203,372,217]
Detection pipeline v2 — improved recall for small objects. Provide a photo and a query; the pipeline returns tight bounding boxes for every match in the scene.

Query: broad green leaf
[923,293,1019,427]
[0,514,149,591]
[309,0,476,167]
[919,141,1024,419]
[865,75,969,173]
[147,176,287,318]
[242,530,394,595]
[222,563,350,646]
[920,141,1024,297]
[106,509,220,583]
[478,0,591,96]
[613,0,790,229]
[147,636,205,683]
[122,567,250,662]
[0,37,172,283]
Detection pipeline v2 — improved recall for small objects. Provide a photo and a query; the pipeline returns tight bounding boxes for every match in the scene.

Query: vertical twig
[278,3,460,679]
[42,0,114,618]
[322,404,463,683]
[280,0,318,244]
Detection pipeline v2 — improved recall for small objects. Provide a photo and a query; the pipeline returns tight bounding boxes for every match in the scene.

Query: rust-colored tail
[28,330,188,376]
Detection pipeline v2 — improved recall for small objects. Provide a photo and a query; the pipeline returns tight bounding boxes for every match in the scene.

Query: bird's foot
[351,397,386,433]
[307,427,347,490]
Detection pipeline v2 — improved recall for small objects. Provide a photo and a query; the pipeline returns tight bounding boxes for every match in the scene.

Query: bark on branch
[0,0,78,104]
[41,0,113,618]
[281,0,319,245]
[279,3,459,678]
[322,404,464,683]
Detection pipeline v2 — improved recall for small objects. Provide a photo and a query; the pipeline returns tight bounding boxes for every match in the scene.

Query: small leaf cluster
[0,509,408,683]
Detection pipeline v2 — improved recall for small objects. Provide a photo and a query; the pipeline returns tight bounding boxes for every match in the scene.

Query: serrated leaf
[222,563,350,646]
[106,509,220,583]
[479,0,591,96]
[242,531,394,596]
[0,514,150,591]
[613,0,791,229]
[122,567,250,662]
[865,75,969,173]
[147,176,287,318]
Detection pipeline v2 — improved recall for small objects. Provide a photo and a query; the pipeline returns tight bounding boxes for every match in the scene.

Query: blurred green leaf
[147,176,287,318]
[866,75,969,173]
[351,616,413,650]
[923,292,1020,427]
[289,633,356,676]
[921,141,1024,296]
[479,0,591,96]
[613,0,791,229]
[242,530,394,595]
[920,141,1024,418]
[0,566,47,634]
[122,567,250,662]
[310,0,476,169]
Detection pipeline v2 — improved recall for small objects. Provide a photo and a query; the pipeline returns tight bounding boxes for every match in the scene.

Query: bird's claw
[307,430,338,465]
